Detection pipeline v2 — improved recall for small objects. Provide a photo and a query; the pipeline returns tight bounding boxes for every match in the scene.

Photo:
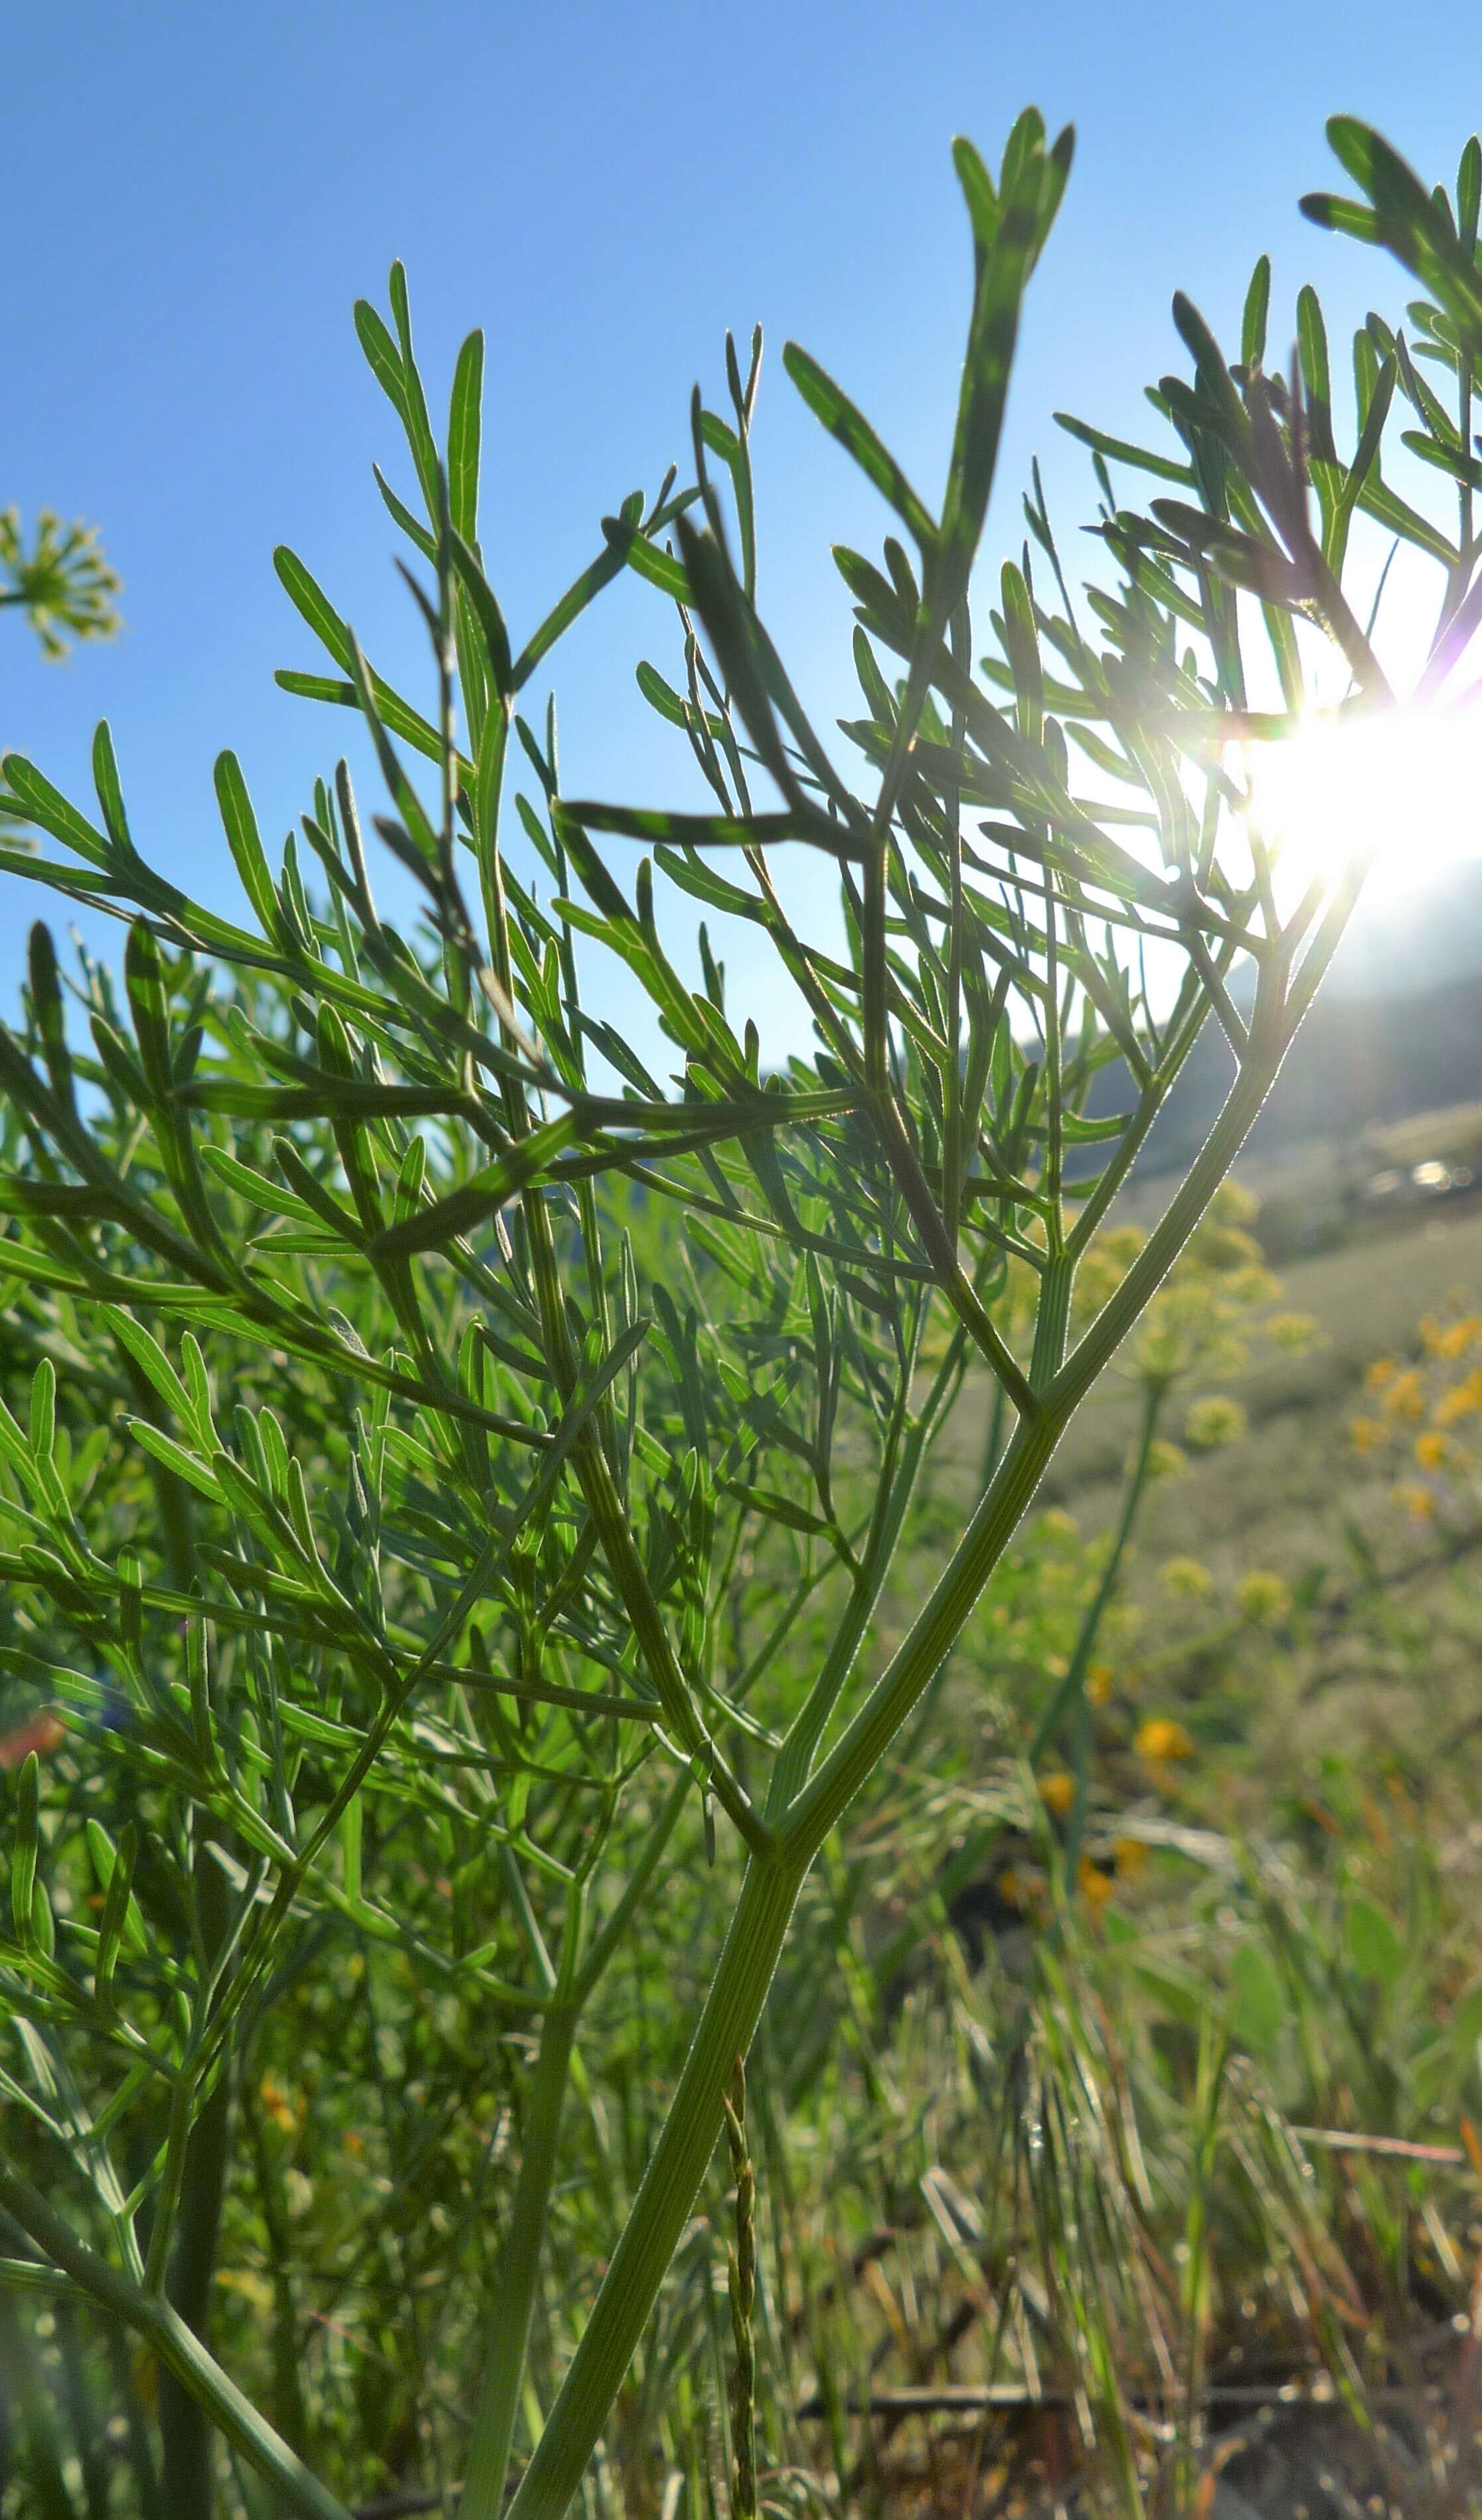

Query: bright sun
[1244,704,1482,904]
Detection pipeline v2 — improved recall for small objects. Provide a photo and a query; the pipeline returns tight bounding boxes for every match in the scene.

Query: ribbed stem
[782,1401,1064,1866]
[459,1999,580,2520]
[504,1857,803,2520]
[0,2153,352,2520]
[494,1024,1313,2520]
[158,2066,232,2515]
[722,2059,756,2520]
[159,1821,233,2520]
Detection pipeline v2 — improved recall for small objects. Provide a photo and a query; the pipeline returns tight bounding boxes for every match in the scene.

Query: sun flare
[1244,704,1482,903]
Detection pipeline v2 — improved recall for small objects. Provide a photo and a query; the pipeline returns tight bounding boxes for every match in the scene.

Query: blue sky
[4,0,1476,1062]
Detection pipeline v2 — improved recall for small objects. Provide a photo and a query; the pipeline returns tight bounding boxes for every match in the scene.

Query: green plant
[1,507,121,659]
[0,106,1477,2520]
[0,503,121,832]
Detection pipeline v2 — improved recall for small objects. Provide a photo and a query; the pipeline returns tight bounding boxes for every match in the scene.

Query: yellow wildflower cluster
[1436,1370,1482,1425]
[1160,1554,1214,1599]
[1185,1394,1248,1450]
[1021,1788,1147,1915]
[1422,1312,1482,1358]
[1236,1569,1290,1624]
[258,2073,303,2136]
[1074,1184,1317,1473]
[1135,1715,1194,1768]
[1267,1311,1319,1350]
[1353,1301,1482,1522]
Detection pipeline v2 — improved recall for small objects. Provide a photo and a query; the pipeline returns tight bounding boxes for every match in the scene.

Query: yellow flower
[1185,1395,1248,1450]
[1438,1369,1482,1424]
[1160,1554,1214,1599]
[260,2074,299,2135]
[1393,1482,1436,1520]
[344,2128,365,2159]
[1135,1715,1194,1766]
[1086,1662,1113,1706]
[1113,1835,1149,1879]
[1039,1771,1076,1818]
[1236,1570,1290,1624]
[1384,1370,1425,1420]
[1435,1317,1480,1359]
[1267,1310,1317,1351]
[1415,1430,1449,1469]
[1038,1507,1080,1542]
[1077,1856,1115,1908]
[1145,1439,1187,1482]
[1364,1357,1396,1393]
[1351,1417,1380,1453]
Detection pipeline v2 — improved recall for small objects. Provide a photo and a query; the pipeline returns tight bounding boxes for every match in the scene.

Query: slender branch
[0,2153,353,2520]
[1043,1378,1165,1873]
[460,1899,584,2520]
[781,1402,1064,1867]
[503,1855,805,2520]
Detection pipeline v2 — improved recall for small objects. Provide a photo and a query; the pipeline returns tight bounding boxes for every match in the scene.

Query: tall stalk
[503,1032,1291,2520]
[0,105,1473,2520]
[461,1986,581,2516]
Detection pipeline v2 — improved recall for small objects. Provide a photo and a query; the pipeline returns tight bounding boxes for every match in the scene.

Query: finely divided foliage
[0,110,1475,2520]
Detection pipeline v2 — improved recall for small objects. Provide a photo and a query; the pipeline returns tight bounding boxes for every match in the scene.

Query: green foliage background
[0,108,1478,2520]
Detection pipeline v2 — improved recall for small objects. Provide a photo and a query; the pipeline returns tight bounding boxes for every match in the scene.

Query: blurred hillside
[1102,855,1482,1180]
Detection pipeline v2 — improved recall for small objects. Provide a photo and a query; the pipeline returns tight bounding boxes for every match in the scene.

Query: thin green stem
[941,611,969,1251]
[577,1763,692,2000]
[503,1855,805,2520]
[1029,1253,1074,1396]
[520,1162,770,1857]
[495,972,1339,2510]
[771,1340,925,1808]
[460,1766,691,2519]
[1046,1379,1165,1875]
[873,1087,1040,1420]
[1051,993,1287,1421]
[158,2038,233,2518]
[460,1943,582,2519]
[0,2155,352,2520]
[782,1402,1064,1866]
[1029,1378,1163,1781]
[242,2077,313,2462]
[503,1382,1062,2520]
